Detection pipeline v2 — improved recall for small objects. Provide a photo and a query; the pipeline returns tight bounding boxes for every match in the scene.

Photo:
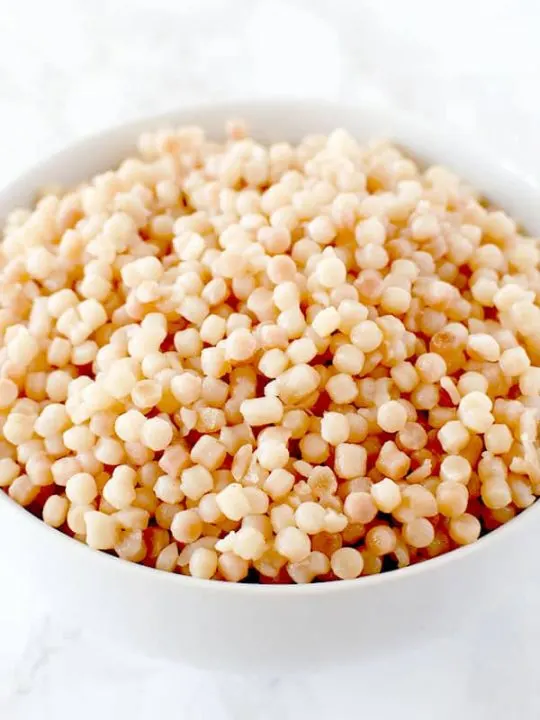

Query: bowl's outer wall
[0,101,539,671]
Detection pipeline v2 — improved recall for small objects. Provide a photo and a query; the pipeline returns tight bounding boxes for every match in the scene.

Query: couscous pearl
[189,548,218,579]
[140,417,173,451]
[240,397,284,426]
[350,321,383,352]
[218,552,249,582]
[295,502,327,535]
[114,409,146,443]
[440,456,472,485]
[66,473,98,505]
[365,525,397,556]
[344,492,377,524]
[312,307,341,338]
[232,527,267,561]
[449,514,481,545]
[103,468,137,510]
[320,412,350,445]
[171,509,203,544]
[84,511,119,550]
[330,547,364,579]
[370,478,401,513]
[499,346,530,377]
[377,401,407,433]
[275,526,311,562]
[180,465,214,501]
[436,481,468,518]
[216,483,251,521]
[155,543,179,572]
[403,518,435,548]
[316,256,347,289]
[0,379,18,409]
[484,424,513,455]
[42,495,69,527]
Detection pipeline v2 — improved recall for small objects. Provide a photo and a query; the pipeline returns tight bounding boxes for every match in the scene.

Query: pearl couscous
[1,120,539,584]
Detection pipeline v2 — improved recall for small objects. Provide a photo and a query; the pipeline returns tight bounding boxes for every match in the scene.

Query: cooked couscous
[0,120,539,583]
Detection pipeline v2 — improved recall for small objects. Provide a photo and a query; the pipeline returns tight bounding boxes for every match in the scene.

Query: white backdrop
[2,0,539,186]
[0,1,539,718]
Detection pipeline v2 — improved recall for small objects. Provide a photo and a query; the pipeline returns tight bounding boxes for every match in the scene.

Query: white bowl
[1,100,539,672]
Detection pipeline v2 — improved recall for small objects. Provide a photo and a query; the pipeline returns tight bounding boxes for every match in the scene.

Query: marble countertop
[1,0,539,717]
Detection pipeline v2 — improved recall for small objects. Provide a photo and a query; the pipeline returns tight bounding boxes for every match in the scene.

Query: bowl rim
[1,97,538,596]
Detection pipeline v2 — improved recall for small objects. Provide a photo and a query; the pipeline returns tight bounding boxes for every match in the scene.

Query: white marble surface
[1,0,540,717]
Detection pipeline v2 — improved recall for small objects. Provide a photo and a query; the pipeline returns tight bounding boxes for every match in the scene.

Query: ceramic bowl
[0,100,538,671]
